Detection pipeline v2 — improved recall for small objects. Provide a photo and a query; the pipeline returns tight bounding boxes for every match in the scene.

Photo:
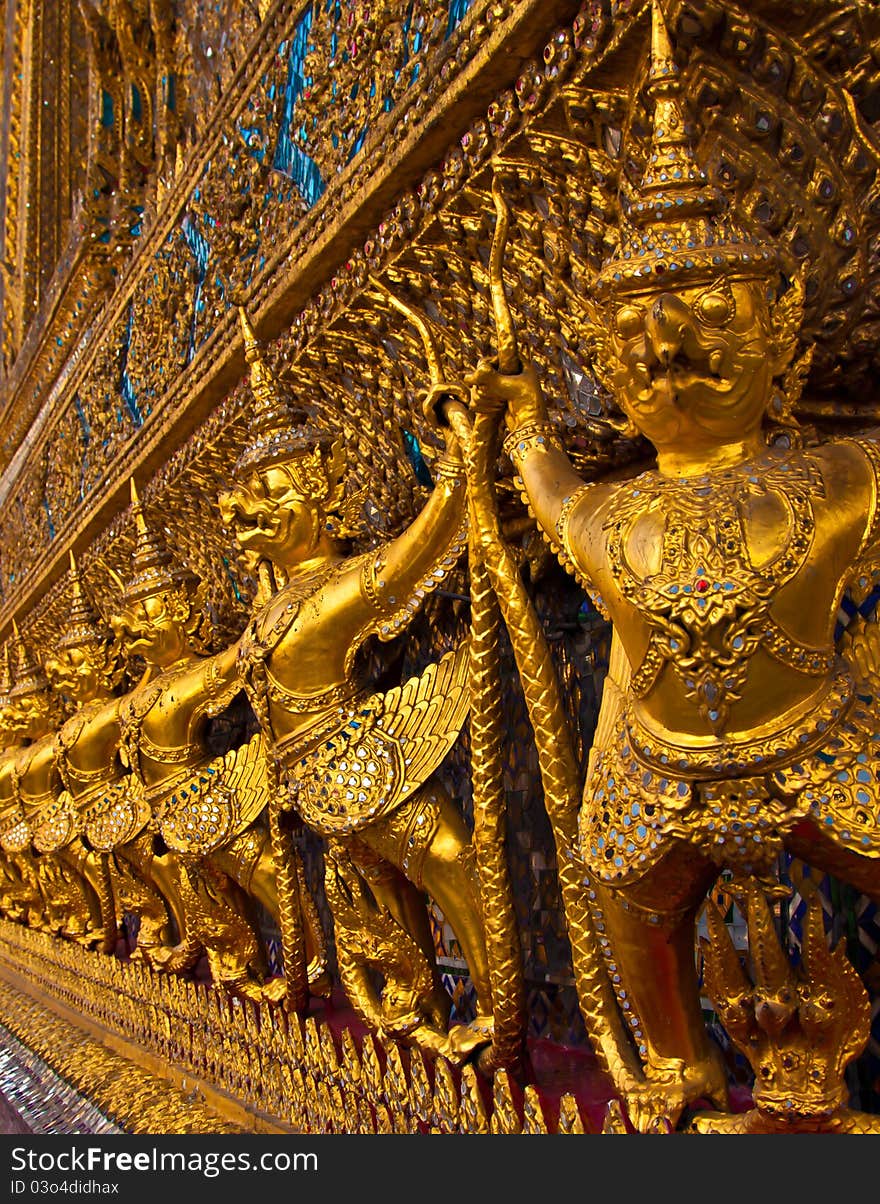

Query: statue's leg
[15,853,46,927]
[66,839,118,952]
[33,857,63,932]
[596,842,728,1123]
[118,839,181,944]
[415,792,492,1020]
[210,824,330,993]
[25,853,54,929]
[157,848,266,978]
[324,840,479,1061]
[4,853,41,926]
[358,781,492,1022]
[345,832,449,1030]
[211,826,274,910]
[115,837,204,968]
[56,847,104,940]
[0,854,17,918]
[786,819,880,903]
[180,859,273,999]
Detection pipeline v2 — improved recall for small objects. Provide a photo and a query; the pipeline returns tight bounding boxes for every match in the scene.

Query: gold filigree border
[0,920,593,1134]
[0,976,246,1135]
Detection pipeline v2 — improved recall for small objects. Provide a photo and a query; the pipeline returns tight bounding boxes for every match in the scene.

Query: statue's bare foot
[140,942,190,971]
[140,934,202,973]
[625,1050,729,1133]
[307,965,333,999]
[221,975,269,1003]
[141,944,173,968]
[261,976,289,1004]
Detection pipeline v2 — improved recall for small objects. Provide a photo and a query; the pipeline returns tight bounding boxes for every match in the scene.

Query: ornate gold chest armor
[605,450,832,732]
[579,443,880,887]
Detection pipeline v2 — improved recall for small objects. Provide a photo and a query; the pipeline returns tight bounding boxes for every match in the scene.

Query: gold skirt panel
[581,672,880,885]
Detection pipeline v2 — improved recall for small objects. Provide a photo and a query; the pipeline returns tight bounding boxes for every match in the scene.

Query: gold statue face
[218,465,326,571]
[110,589,190,668]
[4,691,52,742]
[607,277,781,455]
[45,645,112,705]
[0,702,17,748]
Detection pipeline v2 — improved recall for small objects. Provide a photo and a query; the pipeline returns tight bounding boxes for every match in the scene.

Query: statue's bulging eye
[614,305,644,339]
[697,292,732,326]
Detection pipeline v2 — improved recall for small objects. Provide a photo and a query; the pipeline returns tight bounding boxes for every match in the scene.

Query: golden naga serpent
[370,172,654,1088]
[371,202,526,1069]
[460,172,645,1095]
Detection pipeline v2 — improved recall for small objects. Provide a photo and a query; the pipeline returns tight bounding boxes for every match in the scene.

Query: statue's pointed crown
[121,478,197,604]
[235,307,336,479]
[595,1,779,298]
[57,550,112,652]
[8,618,49,701]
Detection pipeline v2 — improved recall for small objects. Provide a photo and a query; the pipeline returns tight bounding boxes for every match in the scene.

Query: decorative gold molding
[0,972,247,1134]
[0,920,591,1134]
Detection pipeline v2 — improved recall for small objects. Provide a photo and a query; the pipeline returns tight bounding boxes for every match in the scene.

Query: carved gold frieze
[0,0,581,625]
[0,919,593,1134]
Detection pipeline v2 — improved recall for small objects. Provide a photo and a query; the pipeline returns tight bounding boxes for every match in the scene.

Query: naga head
[218,309,362,582]
[108,479,207,670]
[701,882,870,1128]
[324,847,439,1042]
[45,551,123,705]
[586,3,807,463]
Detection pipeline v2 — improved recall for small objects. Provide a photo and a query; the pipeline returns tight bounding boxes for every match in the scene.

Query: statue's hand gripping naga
[463,3,880,1130]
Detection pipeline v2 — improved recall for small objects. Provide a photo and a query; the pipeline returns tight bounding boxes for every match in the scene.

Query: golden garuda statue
[22,552,124,952]
[217,308,496,1063]
[0,622,106,946]
[8,0,880,1133]
[0,629,66,933]
[0,303,499,1061]
[465,1,880,1130]
[105,477,328,1000]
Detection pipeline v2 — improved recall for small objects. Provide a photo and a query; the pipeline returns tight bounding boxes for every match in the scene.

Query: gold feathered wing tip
[223,731,273,833]
[373,642,471,800]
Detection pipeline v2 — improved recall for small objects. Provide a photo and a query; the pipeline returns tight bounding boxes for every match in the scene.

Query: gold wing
[222,731,273,833]
[586,629,630,782]
[375,642,470,799]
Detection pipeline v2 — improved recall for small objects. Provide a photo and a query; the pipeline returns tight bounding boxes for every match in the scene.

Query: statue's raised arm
[467,357,615,610]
